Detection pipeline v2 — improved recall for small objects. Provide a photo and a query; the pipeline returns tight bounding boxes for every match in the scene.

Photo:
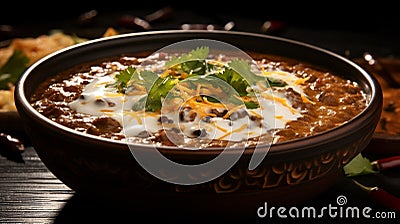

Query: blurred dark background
[1,1,398,29]
[1,1,400,57]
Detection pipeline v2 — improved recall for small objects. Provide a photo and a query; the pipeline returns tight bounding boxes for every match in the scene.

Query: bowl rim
[15,29,382,156]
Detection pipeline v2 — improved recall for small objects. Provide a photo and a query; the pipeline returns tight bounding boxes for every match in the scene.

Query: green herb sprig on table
[343,153,379,177]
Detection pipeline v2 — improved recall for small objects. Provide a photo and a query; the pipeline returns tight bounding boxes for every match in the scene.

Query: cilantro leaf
[138,70,159,90]
[0,50,29,89]
[145,75,180,112]
[112,46,289,112]
[180,60,207,75]
[117,66,136,84]
[210,59,262,98]
[266,77,287,87]
[227,58,288,88]
[343,153,379,177]
[244,100,259,109]
[108,67,158,94]
[163,46,209,69]
[214,68,248,97]
[227,58,265,85]
[132,96,147,111]
[106,66,136,93]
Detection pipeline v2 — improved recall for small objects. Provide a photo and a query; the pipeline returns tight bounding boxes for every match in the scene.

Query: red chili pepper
[353,180,400,212]
[0,132,24,154]
[371,156,400,171]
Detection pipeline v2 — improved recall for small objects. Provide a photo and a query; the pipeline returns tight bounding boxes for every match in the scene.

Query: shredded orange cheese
[217,124,248,140]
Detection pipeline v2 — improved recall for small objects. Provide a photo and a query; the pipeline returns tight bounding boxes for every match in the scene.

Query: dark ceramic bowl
[14,30,382,217]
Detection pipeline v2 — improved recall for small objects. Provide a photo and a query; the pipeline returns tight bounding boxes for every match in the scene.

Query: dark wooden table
[0,147,72,223]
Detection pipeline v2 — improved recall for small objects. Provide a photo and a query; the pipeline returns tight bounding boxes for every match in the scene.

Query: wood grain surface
[0,147,73,223]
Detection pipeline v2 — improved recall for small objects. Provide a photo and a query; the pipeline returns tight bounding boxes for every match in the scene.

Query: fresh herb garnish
[0,50,29,90]
[227,58,265,87]
[266,77,287,87]
[343,153,379,177]
[143,75,179,112]
[163,46,209,70]
[212,59,259,97]
[244,100,260,109]
[107,66,158,94]
[111,46,289,112]
[106,66,136,93]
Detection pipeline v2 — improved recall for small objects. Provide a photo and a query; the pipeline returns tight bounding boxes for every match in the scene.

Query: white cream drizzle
[69,68,307,143]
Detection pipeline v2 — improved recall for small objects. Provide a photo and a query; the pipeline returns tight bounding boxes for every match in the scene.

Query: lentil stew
[29,48,368,148]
